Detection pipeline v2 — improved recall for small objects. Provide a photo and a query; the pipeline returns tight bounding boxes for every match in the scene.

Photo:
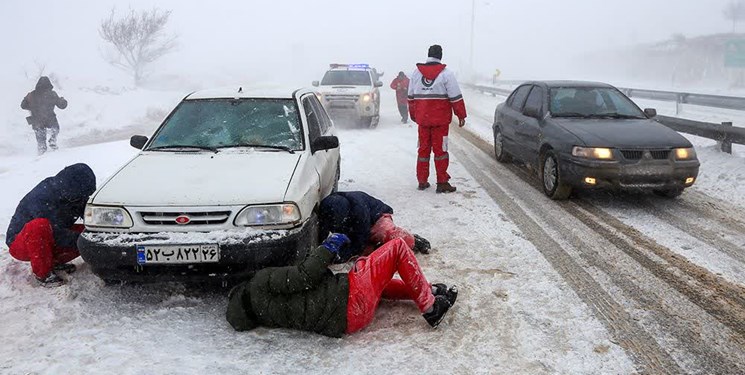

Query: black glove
[413,234,431,254]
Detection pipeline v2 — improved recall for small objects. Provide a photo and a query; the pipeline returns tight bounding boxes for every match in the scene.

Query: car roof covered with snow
[185,86,313,100]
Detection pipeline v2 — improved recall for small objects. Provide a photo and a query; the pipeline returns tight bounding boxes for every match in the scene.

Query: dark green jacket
[226,246,349,337]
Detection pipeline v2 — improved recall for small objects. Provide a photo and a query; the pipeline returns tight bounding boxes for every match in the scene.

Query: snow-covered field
[0,90,635,374]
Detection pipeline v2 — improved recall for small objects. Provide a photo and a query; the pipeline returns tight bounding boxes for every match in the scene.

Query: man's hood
[36,76,53,91]
[416,62,446,81]
[52,163,97,201]
[319,194,351,236]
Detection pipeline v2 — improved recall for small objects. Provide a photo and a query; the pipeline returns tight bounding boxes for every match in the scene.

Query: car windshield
[549,87,646,119]
[147,98,303,151]
[320,70,372,86]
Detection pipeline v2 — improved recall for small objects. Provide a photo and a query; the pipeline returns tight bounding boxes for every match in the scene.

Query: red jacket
[390,76,410,105]
[407,61,467,127]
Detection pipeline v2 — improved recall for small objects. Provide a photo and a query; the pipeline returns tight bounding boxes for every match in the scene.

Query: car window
[303,97,322,142]
[549,87,645,118]
[320,70,372,86]
[148,98,303,151]
[523,86,544,114]
[310,96,332,134]
[509,85,532,111]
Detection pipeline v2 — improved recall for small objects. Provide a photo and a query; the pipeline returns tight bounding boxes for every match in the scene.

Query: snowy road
[1,88,744,374]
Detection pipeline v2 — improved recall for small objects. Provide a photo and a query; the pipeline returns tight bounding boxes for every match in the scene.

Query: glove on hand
[322,233,350,255]
[413,234,431,254]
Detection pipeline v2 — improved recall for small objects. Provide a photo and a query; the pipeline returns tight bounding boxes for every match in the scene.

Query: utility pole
[469,0,476,78]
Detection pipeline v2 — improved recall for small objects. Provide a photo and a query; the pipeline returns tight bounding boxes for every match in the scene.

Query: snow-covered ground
[0,89,635,374]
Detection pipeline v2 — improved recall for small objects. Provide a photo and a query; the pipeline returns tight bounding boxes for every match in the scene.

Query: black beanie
[428,45,443,60]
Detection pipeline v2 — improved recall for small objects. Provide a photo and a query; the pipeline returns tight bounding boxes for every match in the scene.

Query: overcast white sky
[0,0,736,87]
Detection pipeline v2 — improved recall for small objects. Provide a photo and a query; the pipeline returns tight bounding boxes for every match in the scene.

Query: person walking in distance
[408,45,467,193]
[21,76,68,155]
[390,71,411,124]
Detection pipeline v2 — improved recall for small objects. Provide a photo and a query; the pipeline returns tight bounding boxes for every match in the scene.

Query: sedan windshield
[147,99,303,151]
[550,87,646,119]
[321,70,372,86]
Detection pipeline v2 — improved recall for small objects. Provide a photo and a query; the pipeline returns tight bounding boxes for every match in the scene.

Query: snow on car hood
[93,150,301,206]
[318,86,372,95]
[554,118,693,149]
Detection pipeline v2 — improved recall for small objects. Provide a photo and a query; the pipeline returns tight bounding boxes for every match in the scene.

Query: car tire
[653,188,683,198]
[359,116,373,128]
[541,150,572,200]
[493,126,512,163]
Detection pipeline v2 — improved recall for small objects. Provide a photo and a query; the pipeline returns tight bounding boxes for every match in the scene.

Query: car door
[311,95,340,194]
[500,85,533,159]
[516,85,545,165]
[302,95,334,197]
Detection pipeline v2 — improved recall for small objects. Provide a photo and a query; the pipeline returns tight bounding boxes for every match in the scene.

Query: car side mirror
[523,106,541,119]
[312,81,320,87]
[130,135,148,150]
[311,135,339,153]
[374,81,383,88]
[644,108,657,118]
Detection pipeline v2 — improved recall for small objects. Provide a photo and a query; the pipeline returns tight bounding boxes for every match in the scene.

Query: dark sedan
[493,81,700,199]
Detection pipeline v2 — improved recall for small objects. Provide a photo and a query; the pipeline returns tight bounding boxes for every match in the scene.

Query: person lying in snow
[226,234,457,337]
[5,163,96,287]
[318,191,431,263]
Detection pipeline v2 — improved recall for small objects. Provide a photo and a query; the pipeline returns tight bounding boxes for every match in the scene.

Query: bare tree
[99,8,177,86]
[723,0,745,33]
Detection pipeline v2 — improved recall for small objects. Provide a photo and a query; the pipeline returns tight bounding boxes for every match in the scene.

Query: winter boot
[418,182,431,191]
[413,234,431,254]
[431,283,448,296]
[423,295,453,328]
[431,284,458,306]
[54,263,76,274]
[36,273,65,288]
[436,182,457,194]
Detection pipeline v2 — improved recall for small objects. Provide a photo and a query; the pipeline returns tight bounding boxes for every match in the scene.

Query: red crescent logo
[175,215,191,225]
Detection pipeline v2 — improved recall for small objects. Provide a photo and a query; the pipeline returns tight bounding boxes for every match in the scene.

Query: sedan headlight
[234,203,301,228]
[361,93,372,102]
[84,205,133,228]
[674,147,696,160]
[572,146,614,160]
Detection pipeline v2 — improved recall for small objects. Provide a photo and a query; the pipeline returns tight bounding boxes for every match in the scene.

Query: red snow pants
[417,124,450,184]
[346,238,435,334]
[8,218,83,279]
[364,214,415,254]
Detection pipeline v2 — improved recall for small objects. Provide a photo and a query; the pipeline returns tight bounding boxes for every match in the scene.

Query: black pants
[397,103,409,123]
[33,125,59,153]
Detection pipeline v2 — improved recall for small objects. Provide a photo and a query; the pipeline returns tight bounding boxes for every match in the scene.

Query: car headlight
[674,147,696,160]
[234,203,301,228]
[361,93,372,102]
[572,146,614,160]
[84,205,134,228]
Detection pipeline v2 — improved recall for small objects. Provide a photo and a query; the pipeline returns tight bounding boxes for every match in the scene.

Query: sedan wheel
[541,150,572,200]
[494,127,511,163]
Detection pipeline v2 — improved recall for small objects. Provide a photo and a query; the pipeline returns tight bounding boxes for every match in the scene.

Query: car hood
[553,118,693,149]
[93,151,301,206]
[318,85,372,95]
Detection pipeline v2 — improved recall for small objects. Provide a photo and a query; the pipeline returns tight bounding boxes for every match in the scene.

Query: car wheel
[358,116,373,128]
[541,150,572,200]
[332,162,340,193]
[653,188,683,198]
[493,126,512,163]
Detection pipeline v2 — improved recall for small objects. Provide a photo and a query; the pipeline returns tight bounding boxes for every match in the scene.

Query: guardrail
[465,83,745,154]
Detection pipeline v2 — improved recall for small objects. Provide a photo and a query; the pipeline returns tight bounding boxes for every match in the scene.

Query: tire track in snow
[449,130,680,374]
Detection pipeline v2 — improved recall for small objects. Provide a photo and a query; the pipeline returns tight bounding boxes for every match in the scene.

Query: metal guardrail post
[720,122,733,154]
[676,94,684,116]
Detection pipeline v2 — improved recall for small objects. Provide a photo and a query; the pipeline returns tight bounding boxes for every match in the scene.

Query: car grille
[620,149,671,160]
[139,211,231,226]
[325,94,358,101]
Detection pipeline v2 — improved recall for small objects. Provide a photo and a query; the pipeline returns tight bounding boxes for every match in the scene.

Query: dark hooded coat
[318,192,393,262]
[21,77,68,129]
[6,163,96,248]
[226,245,349,337]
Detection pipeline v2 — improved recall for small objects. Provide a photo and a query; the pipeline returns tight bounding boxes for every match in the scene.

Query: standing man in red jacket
[390,71,411,124]
[408,45,467,193]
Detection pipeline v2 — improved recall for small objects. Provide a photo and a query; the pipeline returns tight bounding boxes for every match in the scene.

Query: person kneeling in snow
[5,163,96,287]
[319,191,431,263]
[226,234,457,337]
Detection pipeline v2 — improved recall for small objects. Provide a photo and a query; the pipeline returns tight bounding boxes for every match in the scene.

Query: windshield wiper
[216,144,295,154]
[148,145,219,153]
[551,112,592,118]
[589,113,646,120]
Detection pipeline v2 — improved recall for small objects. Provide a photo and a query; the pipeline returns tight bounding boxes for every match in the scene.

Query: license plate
[625,165,672,175]
[136,244,220,265]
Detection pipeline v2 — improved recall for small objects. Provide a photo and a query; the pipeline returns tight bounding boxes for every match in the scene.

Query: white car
[312,64,383,128]
[78,87,341,283]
